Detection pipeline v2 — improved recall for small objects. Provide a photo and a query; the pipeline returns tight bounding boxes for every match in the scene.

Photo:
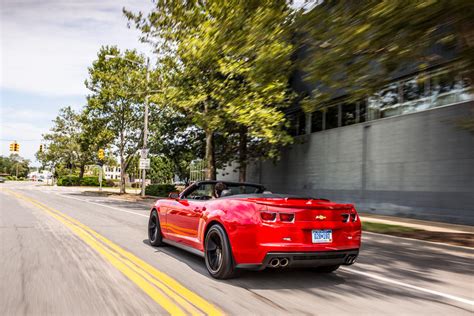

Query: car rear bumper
[235,249,359,270]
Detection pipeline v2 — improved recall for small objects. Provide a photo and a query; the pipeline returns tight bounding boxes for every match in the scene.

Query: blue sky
[0,0,154,165]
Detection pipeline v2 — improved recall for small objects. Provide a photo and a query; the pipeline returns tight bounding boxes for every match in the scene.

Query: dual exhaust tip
[269,257,289,268]
[345,255,357,265]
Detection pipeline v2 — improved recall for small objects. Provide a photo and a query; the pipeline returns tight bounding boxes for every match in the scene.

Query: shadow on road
[142,239,472,312]
[143,237,473,298]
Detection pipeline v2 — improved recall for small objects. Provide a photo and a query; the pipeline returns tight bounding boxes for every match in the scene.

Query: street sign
[140,148,149,159]
[139,158,151,170]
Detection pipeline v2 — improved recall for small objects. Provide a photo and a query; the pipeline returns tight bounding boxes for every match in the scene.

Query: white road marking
[54,190,474,307]
[57,193,149,218]
[364,231,474,251]
[344,268,474,306]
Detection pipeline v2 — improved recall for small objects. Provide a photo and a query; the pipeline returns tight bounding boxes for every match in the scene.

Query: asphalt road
[1,182,473,315]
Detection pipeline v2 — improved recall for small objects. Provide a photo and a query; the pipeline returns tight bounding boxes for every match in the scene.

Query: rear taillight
[342,212,357,223]
[280,213,295,222]
[351,213,357,222]
[261,212,277,222]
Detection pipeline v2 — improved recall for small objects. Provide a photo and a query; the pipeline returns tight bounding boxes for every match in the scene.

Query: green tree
[37,106,110,180]
[148,106,205,184]
[299,0,474,110]
[84,46,148,193]
[125,0,294,181]
[0,154,30,178]
[148,156,174,184]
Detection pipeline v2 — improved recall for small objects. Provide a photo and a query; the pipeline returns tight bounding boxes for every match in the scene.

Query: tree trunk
[205,129,216,180]
[238,126,248,182]
[78,164,85,181]
[119,147,126,194]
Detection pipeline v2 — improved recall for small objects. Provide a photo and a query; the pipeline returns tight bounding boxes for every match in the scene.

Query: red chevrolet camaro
[148,180,361,279]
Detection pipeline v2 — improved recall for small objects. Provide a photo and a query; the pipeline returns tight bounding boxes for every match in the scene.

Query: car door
[166,183,213,247]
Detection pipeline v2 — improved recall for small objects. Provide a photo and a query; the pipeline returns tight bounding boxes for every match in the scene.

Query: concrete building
[219,67,474,225]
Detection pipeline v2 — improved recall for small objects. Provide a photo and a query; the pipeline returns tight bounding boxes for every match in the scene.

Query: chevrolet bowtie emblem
[315,215,326,220]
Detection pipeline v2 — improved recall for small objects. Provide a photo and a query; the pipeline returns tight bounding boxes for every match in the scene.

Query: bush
[80,176,100,186]
[57,176,101,186]
[145,184,177,197]
[57,176,80,186]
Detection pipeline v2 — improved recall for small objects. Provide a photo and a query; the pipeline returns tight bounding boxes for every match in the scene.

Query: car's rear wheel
[313,265,340,273]
[204,224,237,279]
[148,209,164,246]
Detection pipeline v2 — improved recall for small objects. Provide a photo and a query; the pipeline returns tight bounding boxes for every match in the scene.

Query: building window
[302,68,473,135]
[358,100,367,123]
[288,111,306,136]
[341,103,357,126]
[325,105,339,130]
[399,75,430,115]
[311,110,323,132]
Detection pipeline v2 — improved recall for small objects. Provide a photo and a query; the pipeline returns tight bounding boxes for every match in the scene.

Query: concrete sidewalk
[360,213,474,234]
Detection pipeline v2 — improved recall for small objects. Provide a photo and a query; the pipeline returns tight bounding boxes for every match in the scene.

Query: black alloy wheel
[204,225,237,279]
[148,209,164,246]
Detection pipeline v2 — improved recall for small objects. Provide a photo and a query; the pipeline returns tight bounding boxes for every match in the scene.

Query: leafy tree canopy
[299,0,474,111]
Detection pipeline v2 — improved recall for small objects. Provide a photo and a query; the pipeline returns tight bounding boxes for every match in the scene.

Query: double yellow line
[5,189,222,316]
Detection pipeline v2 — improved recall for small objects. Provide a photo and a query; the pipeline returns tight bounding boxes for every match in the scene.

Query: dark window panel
[298,111,306,135]
[325,106,339,130]
[287,111,306,136]
[341,103,356,126]
[359,100,367,123]
[311,111,323,132]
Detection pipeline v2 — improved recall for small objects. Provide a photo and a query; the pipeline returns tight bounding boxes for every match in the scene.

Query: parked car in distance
[0,177,5,183]
[148,180,361,279]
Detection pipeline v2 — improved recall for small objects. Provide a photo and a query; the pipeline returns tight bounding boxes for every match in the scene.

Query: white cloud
[0,0,154,96]
[0,0,155,165]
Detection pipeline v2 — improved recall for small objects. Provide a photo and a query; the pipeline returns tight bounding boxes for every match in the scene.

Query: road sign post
[98,165,103,192]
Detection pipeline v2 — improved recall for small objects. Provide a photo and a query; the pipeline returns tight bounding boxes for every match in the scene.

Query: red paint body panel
[153,196,361,265]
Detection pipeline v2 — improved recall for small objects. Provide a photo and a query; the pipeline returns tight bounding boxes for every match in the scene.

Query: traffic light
[98,149,105,160]
[39,144,43,153]
[9,142,19,152]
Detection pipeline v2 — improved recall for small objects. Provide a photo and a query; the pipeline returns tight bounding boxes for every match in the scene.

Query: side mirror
[168,192,180,200]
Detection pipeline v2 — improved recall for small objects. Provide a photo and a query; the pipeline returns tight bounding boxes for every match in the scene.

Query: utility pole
[104,54,151,197]
[141,57,150,197]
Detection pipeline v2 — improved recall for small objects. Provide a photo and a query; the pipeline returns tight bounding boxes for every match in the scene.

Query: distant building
[28,170,52,181]
[103,166,121,180]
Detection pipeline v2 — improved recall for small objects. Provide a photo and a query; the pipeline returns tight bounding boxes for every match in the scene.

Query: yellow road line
[5,189,223,316]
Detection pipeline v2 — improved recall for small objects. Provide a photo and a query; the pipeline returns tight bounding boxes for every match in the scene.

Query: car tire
[204,224,237,279]
[148,209,164,247]
[313,265,340,273]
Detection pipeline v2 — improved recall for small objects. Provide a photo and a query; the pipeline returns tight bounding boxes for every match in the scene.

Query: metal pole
[141,58,150,197]
[99,166,103,192]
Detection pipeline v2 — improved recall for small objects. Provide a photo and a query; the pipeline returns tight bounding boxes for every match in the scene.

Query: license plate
[312,229,332,243]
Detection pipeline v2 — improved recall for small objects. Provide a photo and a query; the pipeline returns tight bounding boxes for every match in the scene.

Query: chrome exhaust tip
[345,255,356,265]
[280,258,289,268]
[269,258,280,268]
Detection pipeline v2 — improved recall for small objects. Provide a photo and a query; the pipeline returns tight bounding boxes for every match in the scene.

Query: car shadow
[141,239,474,311]
[143,236,473,294]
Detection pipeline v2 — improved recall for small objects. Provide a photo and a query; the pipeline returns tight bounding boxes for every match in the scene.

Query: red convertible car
[148,180,361,279]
